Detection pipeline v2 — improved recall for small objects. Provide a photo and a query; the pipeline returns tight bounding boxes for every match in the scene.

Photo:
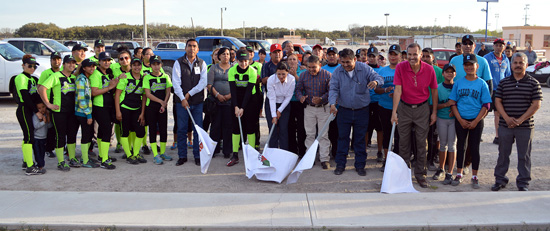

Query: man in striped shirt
[492,52,543,192]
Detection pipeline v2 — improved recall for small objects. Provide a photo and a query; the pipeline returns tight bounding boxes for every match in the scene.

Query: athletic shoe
[187,141,193,148]
[195,158,200,166]
[46,151,56,158]
[451,175,463,186]
[153,155,164,165]
[57,161,70,171]
[442,173,453,185]
[25,166,46,175]
[433,168,445,180]
[226,156,239,167]
[176,158,187,166]
[69,158,81,168]
[160,154,173,161]
[114,144,122,153]
[141,146,151,155]
[170,142,177,150]
[472,177,480,189]
[100,160,116,170]
[376,151,384,162]
[126,156,139,165]
[22,161,26,170]
[81,160,100,168]
[135,154,147,163]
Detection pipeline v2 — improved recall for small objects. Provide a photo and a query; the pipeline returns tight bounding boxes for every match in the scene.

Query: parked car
[156,42,186,50]
[527,61,550,87]
[3,38,71,58]
[0,42,51,96]
[293,44,312,62]
[109,41,141,59]
[240,39,271,51]
[432,48,456,68]
[474,42,494,56]
[63,40,94,58]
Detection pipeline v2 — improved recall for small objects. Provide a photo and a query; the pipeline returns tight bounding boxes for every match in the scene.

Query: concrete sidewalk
[0,191,549,230]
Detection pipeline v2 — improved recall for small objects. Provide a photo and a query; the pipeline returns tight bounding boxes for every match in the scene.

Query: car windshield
[0,43,25,61]
[259,41,271,50]
[43,40,71,52]
[230,38,246,49]
[303,45,312,52]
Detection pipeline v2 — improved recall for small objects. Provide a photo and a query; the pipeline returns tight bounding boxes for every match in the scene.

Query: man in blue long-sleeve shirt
[329,49,383,176]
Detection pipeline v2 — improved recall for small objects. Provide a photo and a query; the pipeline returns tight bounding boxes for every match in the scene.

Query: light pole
[384,13,389,48]
[143,0,148,47]
[481,3,488,42]
[495,13,499,32]
[448,15,451,33]
[221,7,226,36]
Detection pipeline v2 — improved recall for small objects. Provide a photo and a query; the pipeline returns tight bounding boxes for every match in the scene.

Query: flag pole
[315,113,335,141]
[185,106,198,128]
[389,122,396,150]
[263,122,276,151]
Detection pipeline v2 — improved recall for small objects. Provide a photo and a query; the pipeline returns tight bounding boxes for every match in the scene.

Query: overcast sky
[0,0,547,33]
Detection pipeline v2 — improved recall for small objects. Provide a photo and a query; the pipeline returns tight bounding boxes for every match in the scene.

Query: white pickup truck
[0,42,51,96]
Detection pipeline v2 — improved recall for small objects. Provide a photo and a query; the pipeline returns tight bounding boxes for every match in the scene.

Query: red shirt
[394,61,438,104]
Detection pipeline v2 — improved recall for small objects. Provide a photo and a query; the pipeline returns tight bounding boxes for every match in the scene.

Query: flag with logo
[380,122,418,193]
[255,148,298,183]
[195,124,217,174]
[286,140,318,185]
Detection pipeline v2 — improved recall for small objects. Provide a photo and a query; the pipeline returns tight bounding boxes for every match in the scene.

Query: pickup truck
[0,42,51,96]
[155,36,268,77]
[3,38,72,58]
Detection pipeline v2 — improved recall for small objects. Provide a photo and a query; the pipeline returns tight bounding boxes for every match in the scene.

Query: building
[503,26,550,62]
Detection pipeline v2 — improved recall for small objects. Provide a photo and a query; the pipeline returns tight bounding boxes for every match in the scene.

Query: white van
[0,42,51,96]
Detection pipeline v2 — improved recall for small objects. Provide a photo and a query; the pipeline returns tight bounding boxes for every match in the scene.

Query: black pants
[93,106,115,142]
[121,108,145,137]
[76,116,93,144]
[380,107,399,153]
[33,138,46,168]
[427,111,438,165]
[288,101,307,156]
[255,93,263,148]
[455,118,484,171]
[211,103,233,155]
[45,126,56,152]
[328,114,338,158]
[51,111,78,148]
[367,102,383,142]
[146,105,168,143]
[16,105,34,144]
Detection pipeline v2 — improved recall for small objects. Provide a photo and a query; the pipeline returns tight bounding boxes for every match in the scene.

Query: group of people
[13,36,543,192]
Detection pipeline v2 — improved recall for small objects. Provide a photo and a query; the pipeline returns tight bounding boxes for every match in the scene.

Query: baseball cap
[236,49,249,61]
[422,48,434,54]
[23,56,40,66]
[81,58,96,68]
[270,43,282,53]
[50,52,62,59]
[327,47,338,55]
[98,52,113,61]
[150,55,162,64]
[462,35,474,44]
[388,44,401,55]
[367,47,379,56]
[245,46,254,52]
[463,54,477,64]
[258,48,266,55]
[443,63,455,72]
[63,55,76,63]
[312,44,323,50]
[94,39,105,47]
[72,43,88,52]
[131,58,142,65]
[493,38,505,45]
[355,49,361,57]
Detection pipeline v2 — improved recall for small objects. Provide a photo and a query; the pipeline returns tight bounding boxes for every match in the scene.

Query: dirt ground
[1,87,549,193]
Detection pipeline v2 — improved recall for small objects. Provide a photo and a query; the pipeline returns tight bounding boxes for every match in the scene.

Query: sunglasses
[462,42,474,46]
[27,64,37,69]
[119,56,130,60]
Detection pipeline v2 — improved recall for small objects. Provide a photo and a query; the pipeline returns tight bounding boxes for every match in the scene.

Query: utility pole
[384,13,389,48]
[243,21,245,38]
[448,15,451,33]
[142,0,148,47]
[433,18,437,35]
[363,26,366,45]
[495,13,499,32]
[523,4,530,26]
[221,7,226,36]
[255,28,257,40]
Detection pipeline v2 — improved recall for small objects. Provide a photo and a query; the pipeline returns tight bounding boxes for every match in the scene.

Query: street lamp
[221,7,227,36]
[384,13,389,48]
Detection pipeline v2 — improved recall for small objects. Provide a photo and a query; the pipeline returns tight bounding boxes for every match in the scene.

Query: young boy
[32,100,52,172]
[433,64,457,184]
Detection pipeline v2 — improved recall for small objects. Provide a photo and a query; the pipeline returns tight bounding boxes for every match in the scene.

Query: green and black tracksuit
[249,61,263,149]
[140,63,165,147]
[40,71,78,164]
[90,68,117,162]
[13,72,39,168]
[117,72,145,158]
[228,65,258,153]
[143,72,172,157]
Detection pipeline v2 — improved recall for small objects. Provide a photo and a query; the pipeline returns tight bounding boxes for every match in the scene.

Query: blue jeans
[268,103,290,151]
[335,106,369,169]
[176,102,203,159]
[33,138,46,168]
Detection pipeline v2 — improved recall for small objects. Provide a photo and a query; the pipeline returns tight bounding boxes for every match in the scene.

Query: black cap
[150,55,162,64]
[258,48,266,55]
[463,54,477,64]
[94,39,105,47]
[236,49,249,61]
[63,55,76,63]
[388,44,401,55]
[131,58,142,65]
[81,59,96,68]
[455,42,462,47]
[50,52,62,59]
[355,49,361,57]
[72,44,88,51]
[23,57,40,66]
[98,52,113,61]
[327,47,338,54]
[245,46,254,52]
[443,63,456,72]
[367,47,379,56]
[422,47,434,54]
[462,35,474,44]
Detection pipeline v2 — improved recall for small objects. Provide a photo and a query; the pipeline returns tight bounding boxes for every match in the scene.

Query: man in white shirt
[267,62,295,151]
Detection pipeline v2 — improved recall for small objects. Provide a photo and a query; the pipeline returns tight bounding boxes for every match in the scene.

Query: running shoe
[126,156,139,165]
[57,161,70,171]
[472,177,480,189]
[170,142,177,150]
[135,154,147,163]
[159,154,173,161]
[141,146,151,155]
[153,155,163,165]
[114,144,122,153]
[442,173,453,185]
[100,160,116,170]
[25,166,46,175]
[81,160,100,168]
[69,158,81,168]
[451,175,463,186]
[433,168,445,180]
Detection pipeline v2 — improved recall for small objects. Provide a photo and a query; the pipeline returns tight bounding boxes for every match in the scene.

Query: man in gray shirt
[329,48,383,176]
[524,46,537,66]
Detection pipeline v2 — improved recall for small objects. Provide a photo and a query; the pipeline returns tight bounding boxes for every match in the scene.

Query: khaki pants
[304,105,331,162]
[397,102,429,180]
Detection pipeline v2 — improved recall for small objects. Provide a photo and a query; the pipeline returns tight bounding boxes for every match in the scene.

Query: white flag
[286,140,319,185]
[195,124,217,174]
[255,148,298,184]
[380,151,419,194]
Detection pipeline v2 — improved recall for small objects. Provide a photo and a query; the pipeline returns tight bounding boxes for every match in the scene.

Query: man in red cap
[312,44,327,66]
[261,44,284,138]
